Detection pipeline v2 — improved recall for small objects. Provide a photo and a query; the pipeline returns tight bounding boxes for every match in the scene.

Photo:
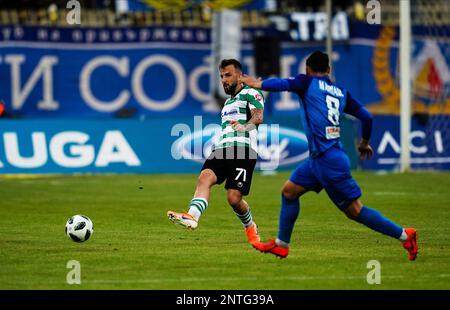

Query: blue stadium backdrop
[0,19,449,173]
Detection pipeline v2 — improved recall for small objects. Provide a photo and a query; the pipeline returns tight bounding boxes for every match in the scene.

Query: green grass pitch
[0,171,449,290]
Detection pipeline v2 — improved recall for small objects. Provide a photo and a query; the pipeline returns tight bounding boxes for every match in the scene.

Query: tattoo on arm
[244,108,264,131]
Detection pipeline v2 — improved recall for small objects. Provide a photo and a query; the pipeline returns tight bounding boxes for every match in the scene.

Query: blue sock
[277,194,300,244]
[355,206,403,239]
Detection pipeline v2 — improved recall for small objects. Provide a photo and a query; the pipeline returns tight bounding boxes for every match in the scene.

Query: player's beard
[223,82,237,95]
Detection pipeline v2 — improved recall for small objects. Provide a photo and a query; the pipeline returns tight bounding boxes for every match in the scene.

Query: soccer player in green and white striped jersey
[168,59,264,247]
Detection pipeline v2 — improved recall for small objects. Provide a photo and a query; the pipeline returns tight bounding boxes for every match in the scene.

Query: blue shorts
[289,146,362,210]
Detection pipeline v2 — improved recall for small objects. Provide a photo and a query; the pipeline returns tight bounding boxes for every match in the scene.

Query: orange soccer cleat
[402,228,418,261]
[245,222,261,245]
[253,239,289,258]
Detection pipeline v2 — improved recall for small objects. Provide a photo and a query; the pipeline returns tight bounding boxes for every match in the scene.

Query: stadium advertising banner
[0,22,448,118]
[0,26,213,118]
[0,22,448,171]
[0,16,348,119]
[0,118,312,174]
[361,115,450,171]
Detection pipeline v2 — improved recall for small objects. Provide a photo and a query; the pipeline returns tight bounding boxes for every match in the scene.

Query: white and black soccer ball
[65,215,94,242]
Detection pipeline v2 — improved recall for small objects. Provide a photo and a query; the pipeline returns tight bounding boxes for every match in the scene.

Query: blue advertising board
[0,118,313,174]
[361,115,450,171]
[2,116,448,173]
[1,21,449,171]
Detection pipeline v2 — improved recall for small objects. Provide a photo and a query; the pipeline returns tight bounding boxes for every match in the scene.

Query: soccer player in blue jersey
[239,51,418,260]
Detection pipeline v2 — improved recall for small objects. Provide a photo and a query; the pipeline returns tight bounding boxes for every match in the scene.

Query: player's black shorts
[201,147,257,196]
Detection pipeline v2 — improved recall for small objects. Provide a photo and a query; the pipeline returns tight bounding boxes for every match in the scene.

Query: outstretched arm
[239,74,311,94]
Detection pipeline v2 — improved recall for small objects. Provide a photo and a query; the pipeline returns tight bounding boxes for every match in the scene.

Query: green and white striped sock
[187,198,208,221]
[235,207,253,228]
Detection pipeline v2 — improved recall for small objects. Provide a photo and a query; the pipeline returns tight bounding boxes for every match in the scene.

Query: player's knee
[227,192,242,207]
[344,201,362,220]
[282,185,300,200]
[198,171,215,188]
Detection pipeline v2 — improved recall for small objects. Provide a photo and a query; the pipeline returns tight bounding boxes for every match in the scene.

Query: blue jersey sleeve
[261,74,312,95]
[344,91,373,141]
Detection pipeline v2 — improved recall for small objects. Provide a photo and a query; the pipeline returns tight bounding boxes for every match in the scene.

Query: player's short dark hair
[219,59,242,71]
[306,51,329,73]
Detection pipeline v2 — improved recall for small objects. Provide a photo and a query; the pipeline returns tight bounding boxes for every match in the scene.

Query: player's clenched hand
[239,74,263,89]
[230,120,247,132]
[358,139,373,160]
